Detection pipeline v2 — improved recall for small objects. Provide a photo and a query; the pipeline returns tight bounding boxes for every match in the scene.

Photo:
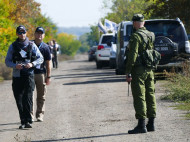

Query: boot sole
[128,129,147,134]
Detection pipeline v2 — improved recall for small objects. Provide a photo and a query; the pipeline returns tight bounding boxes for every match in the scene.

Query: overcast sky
[35,0,108,27]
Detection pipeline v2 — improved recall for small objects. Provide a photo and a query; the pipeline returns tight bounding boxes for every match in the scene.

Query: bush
[0,63,12,80]
[162,61,190,102]
[161,61,190,119]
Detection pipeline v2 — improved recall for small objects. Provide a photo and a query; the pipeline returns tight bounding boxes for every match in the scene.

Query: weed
[161,61,190,118]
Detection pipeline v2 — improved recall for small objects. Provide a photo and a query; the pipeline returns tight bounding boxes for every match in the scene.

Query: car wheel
[115,68,124,75]
[109,61,115,69]
[96,61,102,69]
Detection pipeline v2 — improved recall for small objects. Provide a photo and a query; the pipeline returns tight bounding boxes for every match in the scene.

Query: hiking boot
[128,119,147,134]
[146,117,155,132]
[37,117,43,122]
[25,122,32,128]
[19,124,25,129]
[36,113,44,122]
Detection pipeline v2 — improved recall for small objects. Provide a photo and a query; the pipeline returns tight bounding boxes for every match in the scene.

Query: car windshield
[102,35,115,44]
[145,21,187,42]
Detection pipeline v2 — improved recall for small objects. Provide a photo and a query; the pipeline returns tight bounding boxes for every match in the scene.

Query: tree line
[84,0,190,47]
[1,0,190,60]
[0,0,81,63]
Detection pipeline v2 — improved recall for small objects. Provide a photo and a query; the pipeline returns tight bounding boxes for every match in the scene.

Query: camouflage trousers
[131,68,156,119]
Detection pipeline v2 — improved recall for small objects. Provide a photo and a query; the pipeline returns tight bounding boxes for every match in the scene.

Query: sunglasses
[18,31,26,35]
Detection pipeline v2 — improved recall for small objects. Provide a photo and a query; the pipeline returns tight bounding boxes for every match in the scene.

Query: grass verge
[160,62,190,119]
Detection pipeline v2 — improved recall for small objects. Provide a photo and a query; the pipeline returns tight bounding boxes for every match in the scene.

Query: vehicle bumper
[96,56,110,61]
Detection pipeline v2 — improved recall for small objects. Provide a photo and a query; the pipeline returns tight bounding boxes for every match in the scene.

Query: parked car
[96,33,116,69]
[116,18,190,75]
[88,46,97,61]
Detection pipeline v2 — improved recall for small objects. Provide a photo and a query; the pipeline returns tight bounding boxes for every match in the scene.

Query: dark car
[145,18,190,66]
[115,18,190,74]
[88,46,97,61]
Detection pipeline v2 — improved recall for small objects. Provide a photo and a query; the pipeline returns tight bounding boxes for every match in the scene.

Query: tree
[78,33,90,53]
[57,33,81,56]
[0,0,58,62]
[0,0,16,62]
[145,0,190,33]
[87,25,100,47]
[8,0,57,40]
[103,0,153,23]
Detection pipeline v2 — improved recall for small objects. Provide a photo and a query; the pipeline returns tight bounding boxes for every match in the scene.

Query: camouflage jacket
[125,27,155,74]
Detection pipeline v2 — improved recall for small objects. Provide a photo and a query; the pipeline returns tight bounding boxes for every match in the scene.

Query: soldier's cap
[16,25,26,33]
[35,27,45,34]
[132,14,144,22]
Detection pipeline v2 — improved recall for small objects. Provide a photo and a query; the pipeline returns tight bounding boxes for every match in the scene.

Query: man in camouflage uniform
[126,14,156,134]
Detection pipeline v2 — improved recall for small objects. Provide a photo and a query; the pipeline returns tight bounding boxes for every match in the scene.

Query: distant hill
[58,27,91,38]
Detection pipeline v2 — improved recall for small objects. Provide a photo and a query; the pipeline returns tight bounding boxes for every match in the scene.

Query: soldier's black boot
[146,117,155,132]
[128,119,147,134]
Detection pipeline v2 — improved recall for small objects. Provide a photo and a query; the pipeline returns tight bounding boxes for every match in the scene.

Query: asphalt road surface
[0,55,190,142]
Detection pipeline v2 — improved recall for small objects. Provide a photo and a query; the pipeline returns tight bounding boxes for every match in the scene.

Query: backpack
[137,30,161,69]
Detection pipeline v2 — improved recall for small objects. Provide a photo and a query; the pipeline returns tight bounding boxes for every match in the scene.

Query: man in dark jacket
[5,25,43,129]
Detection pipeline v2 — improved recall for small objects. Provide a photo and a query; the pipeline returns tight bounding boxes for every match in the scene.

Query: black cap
[16,25,26,33]
[132,14,144,22]
[35,27,45,33]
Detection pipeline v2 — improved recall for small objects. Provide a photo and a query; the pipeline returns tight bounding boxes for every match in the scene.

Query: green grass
[0,76,3,82]
[161,64,190,119]
[172,103,190,120]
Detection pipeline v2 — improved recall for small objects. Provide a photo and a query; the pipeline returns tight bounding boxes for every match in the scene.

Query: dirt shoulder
[0,55,190,142]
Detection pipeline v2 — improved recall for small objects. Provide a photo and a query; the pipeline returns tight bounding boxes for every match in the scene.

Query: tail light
[98,45,104,50]
[185,41,190,53]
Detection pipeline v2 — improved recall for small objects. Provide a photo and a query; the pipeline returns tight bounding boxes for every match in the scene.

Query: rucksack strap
[136,30,155,50]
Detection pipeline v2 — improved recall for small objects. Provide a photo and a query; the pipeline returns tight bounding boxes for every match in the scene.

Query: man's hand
[45,77,51,85]
[126,74,132,84]
[24,63,33,69]
[16,64,23,70]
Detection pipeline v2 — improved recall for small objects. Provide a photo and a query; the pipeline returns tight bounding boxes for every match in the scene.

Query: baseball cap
[132,14,144,22]
[35,27,45,34]
[16,25,26,33]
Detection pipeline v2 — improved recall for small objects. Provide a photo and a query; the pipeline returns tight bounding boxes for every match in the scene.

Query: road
[0,55,190,142]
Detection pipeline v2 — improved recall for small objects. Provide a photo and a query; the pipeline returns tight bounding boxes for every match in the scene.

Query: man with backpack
[125,14,160,134]
[5,25,43,129]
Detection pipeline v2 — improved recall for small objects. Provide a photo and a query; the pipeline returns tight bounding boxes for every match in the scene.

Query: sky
[35,0,108,28]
